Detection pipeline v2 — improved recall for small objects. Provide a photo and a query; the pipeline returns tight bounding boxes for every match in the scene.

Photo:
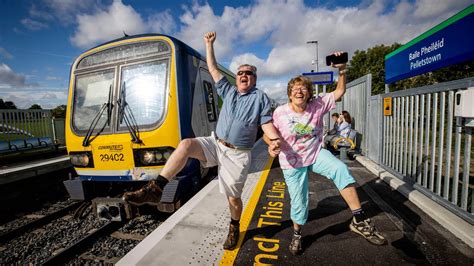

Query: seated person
[323,113,340,147]
[336,110,352,138]
[328,112,340,135]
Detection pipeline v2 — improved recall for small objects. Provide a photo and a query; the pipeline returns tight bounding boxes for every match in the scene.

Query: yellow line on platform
[219,157,274,266]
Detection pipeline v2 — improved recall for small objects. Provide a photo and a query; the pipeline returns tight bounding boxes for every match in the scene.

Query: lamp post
[307,40,319,72]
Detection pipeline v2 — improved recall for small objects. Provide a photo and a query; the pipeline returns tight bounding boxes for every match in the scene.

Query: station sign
[385,5,474,84]
[302,71,333,84]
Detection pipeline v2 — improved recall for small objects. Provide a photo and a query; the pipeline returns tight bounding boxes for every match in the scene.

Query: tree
[29,104,42,109]
[4,101,17,109]
[52,105,67,118]
[347,43,403,95]
[0,99,18,109]
[430,60,474,82]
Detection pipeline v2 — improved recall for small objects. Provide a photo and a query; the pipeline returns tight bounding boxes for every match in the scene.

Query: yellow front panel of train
[65,36,181,179]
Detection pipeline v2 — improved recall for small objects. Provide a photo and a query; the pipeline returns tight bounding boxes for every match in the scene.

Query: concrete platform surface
[118,142,474,265]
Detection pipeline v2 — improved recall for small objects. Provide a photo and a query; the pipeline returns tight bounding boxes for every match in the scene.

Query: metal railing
[327,74,373,158]
[381,78,474,223]
[0,109,65,144]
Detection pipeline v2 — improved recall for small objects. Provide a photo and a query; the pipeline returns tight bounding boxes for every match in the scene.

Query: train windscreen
[73,69,114,132]
[72,40,171,135]
[118,60,169,130]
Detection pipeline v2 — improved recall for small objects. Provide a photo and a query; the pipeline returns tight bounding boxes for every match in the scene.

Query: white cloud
[218,0,470,79]
[46,76,61,81]
[148,9,177,34]
[0,90,66,109]
[0,63,37,88]
[69,1,183,48]
[41,92,58,99]
[0,47,13,60]
[258,78,290,104]
[176,3,246,60]
[28,3,55,21]
[413,0,471,19]
[70,1,147,48]
[25,0,469,106]
[28,0,102,25]
[21,18,48,31]
[229,53,266,74]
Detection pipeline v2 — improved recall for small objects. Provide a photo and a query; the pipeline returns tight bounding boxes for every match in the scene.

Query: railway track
[0,200,83,243]
[0,199,165,265]
[0,160,215,265]
[43,221,123,265]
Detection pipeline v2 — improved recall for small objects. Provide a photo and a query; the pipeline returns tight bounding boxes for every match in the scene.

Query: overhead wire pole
[307,40,320,97]
[307,40,319,72]
[307,40,330,128]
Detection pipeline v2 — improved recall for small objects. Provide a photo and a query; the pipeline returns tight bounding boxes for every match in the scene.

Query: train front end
[64,36,190,216]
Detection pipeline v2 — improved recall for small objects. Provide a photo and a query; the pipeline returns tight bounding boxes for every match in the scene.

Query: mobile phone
[326,52,348,66]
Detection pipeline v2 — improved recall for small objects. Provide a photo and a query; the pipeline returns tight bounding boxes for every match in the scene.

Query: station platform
[118,140,473,265]
[0,153,71,185]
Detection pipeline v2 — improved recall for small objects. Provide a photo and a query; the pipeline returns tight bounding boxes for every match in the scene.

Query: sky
[0,0,472,108]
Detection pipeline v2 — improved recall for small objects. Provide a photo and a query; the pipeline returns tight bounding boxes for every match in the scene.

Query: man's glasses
[291,87,309,93]
[237,70,255,76]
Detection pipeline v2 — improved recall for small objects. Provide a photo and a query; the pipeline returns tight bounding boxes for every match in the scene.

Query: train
[63,34,234,220]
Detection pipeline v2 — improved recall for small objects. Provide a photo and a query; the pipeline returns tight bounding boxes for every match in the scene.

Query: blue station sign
[385,5,474,84]
[302,71,334,84]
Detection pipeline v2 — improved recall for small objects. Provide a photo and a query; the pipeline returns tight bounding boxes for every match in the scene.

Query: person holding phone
[326,52,348,66]
[265,53,386,255]
[336,110,352,138]
[123,31,281,250]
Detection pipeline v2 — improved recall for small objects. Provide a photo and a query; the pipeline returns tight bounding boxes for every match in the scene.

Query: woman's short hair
[287,75,313,102]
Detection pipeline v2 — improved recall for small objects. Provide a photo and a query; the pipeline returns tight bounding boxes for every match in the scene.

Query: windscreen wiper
[82,85,113,147]
[117,82,142,144]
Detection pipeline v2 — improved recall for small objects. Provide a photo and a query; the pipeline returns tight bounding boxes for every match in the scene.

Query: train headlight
[79,154,89,165]
[155,152,163,160]
[69,152,94,168]
[134,147,175,166]
[142,151,155,164]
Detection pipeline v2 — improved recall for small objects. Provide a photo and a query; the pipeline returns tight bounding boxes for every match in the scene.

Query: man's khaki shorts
[195,132,252,198]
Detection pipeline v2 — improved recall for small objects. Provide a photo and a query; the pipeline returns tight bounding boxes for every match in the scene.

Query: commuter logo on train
[97,144,124,151]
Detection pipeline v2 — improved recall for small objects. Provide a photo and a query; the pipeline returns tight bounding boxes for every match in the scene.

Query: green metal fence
[0,109,65,144]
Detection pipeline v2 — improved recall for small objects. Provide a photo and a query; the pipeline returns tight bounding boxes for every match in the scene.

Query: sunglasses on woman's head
[237,70,255,76]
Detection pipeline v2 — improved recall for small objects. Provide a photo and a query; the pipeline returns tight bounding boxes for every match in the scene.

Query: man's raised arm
[204,32,223,83]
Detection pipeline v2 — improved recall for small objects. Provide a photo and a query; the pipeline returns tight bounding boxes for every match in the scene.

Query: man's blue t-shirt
[215,77,272,149]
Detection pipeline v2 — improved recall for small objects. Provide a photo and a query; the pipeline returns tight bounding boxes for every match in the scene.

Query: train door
[199,68,219,135]
[190,66,219,137]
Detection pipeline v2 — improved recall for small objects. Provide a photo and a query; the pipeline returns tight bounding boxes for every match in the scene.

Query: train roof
[83,33,234,77]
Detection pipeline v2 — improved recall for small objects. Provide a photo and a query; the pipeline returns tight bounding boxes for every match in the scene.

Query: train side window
[203,81,217,122]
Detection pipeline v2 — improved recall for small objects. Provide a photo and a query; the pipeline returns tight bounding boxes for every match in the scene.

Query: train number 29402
[99,153,125,162]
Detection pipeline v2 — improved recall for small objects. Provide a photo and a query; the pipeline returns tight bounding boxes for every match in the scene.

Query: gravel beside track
[0,201,165,265]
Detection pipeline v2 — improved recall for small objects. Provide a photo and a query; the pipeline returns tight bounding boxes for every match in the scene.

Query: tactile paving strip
[188,140,270,265]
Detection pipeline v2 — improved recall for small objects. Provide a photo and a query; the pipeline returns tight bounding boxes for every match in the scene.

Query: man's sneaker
[122,180,163,206]
[349,217,386,245]
[223,223,240,250]
[289,233,302,255]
